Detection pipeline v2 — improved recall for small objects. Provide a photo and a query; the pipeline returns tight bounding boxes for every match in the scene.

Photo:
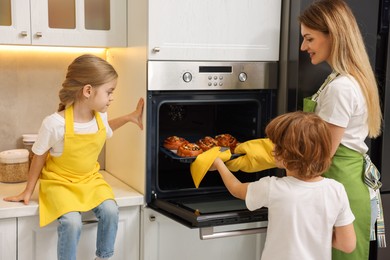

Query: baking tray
[160,146,243,163]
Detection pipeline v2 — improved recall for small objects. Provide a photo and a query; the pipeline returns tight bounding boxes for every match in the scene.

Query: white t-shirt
[246,176,355,260]
[315,75,368,154]
[32,112,113,157]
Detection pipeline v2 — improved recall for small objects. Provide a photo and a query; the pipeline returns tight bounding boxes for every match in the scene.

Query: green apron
[303,80,371,259]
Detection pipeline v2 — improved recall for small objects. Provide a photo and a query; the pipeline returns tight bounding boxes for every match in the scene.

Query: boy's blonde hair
[266,111,332,179]
[298,0,382,138]
[58,54,118,112]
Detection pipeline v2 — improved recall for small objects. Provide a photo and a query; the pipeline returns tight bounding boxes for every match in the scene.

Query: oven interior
[147,90,276,198]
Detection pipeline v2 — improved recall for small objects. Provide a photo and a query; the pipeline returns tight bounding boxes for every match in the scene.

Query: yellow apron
[39,106,115,227]
[304,74,370,259]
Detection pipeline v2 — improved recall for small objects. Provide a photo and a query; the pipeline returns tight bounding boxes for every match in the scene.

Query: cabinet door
[0,218,17,260]
[30,0,127,47]
[148,0,282,61]
[0,0,31,44]
[18,206,140,260]
[141,207,266,260]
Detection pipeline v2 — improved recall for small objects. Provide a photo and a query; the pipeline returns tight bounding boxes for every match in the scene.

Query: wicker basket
[0,149,29,183]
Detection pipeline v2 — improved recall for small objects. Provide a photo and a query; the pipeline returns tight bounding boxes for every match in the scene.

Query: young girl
[211,111,356,260]
[4,54,144,260]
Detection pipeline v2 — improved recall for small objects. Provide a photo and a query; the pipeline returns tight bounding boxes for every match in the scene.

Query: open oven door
[149,192,268,239]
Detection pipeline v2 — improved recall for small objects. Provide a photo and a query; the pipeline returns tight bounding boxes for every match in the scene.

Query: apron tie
[363,154,386,247]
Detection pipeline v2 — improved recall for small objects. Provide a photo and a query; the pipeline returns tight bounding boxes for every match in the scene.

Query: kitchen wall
[0,46,106,159]
[105,48,147,194]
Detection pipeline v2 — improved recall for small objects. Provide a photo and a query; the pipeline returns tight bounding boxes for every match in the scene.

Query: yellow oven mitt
[190,147,231,188]
[225,138,276,173]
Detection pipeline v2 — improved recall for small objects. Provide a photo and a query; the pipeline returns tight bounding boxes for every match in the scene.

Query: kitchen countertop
[0,171,144,219]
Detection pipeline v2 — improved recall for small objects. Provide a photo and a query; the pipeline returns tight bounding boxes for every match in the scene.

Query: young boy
[210,111,356,260]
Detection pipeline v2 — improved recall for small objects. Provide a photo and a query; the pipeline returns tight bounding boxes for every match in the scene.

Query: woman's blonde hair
[266,111,332,179]
[58,54,118,112]
[299,0,382,138]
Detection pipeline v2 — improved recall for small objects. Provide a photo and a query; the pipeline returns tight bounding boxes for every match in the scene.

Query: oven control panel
[148,61,277,91]
[183,71,248,87]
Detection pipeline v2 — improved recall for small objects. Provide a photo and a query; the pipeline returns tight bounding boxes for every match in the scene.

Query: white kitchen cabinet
[0,0,127,47]
[0,0,30,45]
[128,0,282,61]
[18,206,140,260]
[0,218,17,260]
[141,207,267,260]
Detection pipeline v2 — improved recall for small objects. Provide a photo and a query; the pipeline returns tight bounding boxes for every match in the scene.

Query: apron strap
[94,111,105,131]
[65,105,75,135]
[363,154,387,247]
[311,71,340,102]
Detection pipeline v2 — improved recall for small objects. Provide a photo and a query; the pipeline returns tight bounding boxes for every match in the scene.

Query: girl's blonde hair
[299,0,382,138]
[58,54,118,112]
[266,111,332,179]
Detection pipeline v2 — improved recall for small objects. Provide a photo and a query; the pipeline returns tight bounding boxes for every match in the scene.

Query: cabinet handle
[152,47,160,53]
[199,226,267,240]
[149,215,156,222]
[35,32,43,38]
[20,31,28,37]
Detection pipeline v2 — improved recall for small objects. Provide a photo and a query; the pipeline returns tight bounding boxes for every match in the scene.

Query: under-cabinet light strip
[0,45,106,54]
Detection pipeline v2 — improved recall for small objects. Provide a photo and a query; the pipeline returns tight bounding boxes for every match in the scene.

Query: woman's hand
[225,138,276,172]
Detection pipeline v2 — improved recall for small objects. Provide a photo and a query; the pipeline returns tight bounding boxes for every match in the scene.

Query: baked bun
[196,136,218,151]
[163,136,189,150]
[177,143,203,157]
[215,134,238,153]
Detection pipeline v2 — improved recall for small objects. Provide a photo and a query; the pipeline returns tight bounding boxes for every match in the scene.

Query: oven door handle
[199,226,267,240]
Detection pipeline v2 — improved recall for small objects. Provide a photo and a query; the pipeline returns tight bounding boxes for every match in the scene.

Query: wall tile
[0,49,106,166]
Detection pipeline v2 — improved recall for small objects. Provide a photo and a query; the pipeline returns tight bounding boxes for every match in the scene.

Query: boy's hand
[209,157,223,171]
[226,138,275,172]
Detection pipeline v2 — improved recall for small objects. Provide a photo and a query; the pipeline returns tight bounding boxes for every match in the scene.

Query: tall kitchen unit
[373,1,390,259]
[280,0,389,259]
[105,0,282,259]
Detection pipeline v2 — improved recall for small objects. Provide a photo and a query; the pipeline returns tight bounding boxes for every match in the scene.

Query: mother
[299,0,381,259]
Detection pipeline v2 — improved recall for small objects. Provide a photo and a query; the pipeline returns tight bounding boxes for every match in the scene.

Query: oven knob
[182,72,192,83]
[239,72,247,82]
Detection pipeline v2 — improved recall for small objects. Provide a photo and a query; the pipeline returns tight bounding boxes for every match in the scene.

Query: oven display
[199,66,232,73]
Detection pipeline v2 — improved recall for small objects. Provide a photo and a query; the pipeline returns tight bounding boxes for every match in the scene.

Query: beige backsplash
[0,47,106,167]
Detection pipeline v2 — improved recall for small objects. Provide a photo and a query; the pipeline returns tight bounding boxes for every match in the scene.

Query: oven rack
[160,146,242,163]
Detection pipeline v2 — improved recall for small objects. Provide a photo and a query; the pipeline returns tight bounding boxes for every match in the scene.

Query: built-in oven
[146,61,277,238]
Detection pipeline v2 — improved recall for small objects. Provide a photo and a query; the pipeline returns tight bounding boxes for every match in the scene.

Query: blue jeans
[57,199,119,260]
